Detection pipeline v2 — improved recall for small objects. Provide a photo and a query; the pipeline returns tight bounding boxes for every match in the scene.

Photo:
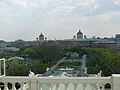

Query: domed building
[77,30,83,39]
[39,33,44,42]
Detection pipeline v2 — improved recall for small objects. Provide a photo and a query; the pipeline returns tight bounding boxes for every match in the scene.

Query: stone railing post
[101,83,105,90]
[20,82,24,90]
[4,82,8,90]
[12,83,16,90]
[91,83,96,90]
[0,61,1,76]
[112,74,120,90]
[47,83,51,90]
[29,80,38,90]
[74,83,78,90]
[83,84,86,90]
[3,59,6,76]
[65,83,68,90]
[56,84,59,90]
[38,83,41,90]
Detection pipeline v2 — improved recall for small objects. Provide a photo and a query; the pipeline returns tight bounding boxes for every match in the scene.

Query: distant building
[8,56,24,61]
[39,33,44,42]
[92,36,96,39]
[92,40,117,52]
[65,52,79,57]
[0,40,20,55]
[117,40,120,53]
[48,39,95,48]
[0,40,6,55]
[101,37,120,53]
[116,34,120,39]
[0,40,6,48]
[24,41,39,46]
[4,47,19,52]
[77,30,83,39]
[7,56,25,65]
[15,39,24,43]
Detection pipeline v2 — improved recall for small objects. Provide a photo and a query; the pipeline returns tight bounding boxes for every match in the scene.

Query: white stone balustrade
[0,75,120,90]
[0,58,119,90]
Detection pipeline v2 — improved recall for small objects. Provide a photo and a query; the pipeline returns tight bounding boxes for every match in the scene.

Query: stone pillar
[112,74,120,90]
[3,59,6,76]
[65,84,68,90]
[47,84,51,90]
[0,60,1,76]
[110,83,113,90]
[38,83,41,90]
[4,82,8,90]
[101,84,105,90]
[56,84,59,90]
[74,84,78,90]
[83,84,86,90]
[91,84,95,90]
[29,80,38,90]
[20,83,24,90]
[12,83,16,90]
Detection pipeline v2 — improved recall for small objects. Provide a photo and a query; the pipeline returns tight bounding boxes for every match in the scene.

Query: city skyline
[0,0,120,41]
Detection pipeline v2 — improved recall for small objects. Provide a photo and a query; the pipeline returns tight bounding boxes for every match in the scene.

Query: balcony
[0,59,120,90]
[0,74,120,90]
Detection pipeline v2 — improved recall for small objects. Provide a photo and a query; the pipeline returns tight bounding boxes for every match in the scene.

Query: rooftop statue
[97,70,102,77]
[96,71,102,90]
[29,70,35,77]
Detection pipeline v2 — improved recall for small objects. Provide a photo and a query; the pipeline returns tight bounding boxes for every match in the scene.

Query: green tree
[7,61,29,76]
[24,48,36,59]
[30,61,47,74]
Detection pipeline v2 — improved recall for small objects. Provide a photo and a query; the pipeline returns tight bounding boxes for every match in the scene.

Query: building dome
[77,30,83,35]
[39,33,44,37]
[39,33,44,42]
[77,30,83,39]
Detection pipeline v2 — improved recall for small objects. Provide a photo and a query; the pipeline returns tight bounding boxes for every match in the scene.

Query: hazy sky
[0,0,120,41]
